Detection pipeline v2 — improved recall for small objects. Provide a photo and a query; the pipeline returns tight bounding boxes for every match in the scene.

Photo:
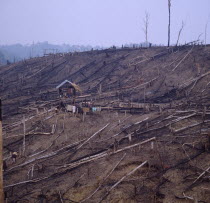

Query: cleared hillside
[1,44,210,203]
[1,45,210,117]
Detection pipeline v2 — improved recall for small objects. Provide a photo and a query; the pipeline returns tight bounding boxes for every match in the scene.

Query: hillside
[1,44,210,117]
[1,44,210,203]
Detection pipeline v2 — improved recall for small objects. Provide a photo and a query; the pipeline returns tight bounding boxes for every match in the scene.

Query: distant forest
[0,42,104,65]
[0,41,153,65]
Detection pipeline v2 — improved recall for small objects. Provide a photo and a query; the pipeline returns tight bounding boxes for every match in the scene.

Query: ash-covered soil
[1,45,210,203]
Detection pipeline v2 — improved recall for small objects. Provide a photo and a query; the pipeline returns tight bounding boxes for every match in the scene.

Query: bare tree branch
[176,21,185,46]
[205,21,208,46]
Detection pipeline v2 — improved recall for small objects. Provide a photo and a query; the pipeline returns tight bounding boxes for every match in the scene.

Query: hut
[56,80,81,104]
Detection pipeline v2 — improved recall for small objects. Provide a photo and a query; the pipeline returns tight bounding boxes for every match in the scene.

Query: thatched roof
[71,82,82,92]
[56,80,82,92]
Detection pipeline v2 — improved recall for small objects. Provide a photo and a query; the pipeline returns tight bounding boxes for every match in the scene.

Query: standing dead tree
[142,11,150,45]
[176,21,185,46]
[204,21,208,47]
[22,115,26,154]
[168,0,172,47]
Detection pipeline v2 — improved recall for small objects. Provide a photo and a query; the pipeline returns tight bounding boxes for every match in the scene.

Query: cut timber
[6,139,86,172]
[193,165,210,184]
[98,160,148,203]
[132,76,159,90]
[80,153,126,203]
[112,117,149,139]
[107,115,132,133]
[113,137,156,154]
[172,45,194,71]
[76,123,109,151]
[5,132,52,140]
[58,137,155,170]
[59,190,64,203]
[188,79,198,95]
[4,175,50,189]
[179,71,210,90]
[174,120,210,133]
[3,107,56,130]
[5,143,200,190]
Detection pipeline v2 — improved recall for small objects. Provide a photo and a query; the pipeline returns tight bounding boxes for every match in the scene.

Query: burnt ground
[1,44,210,203]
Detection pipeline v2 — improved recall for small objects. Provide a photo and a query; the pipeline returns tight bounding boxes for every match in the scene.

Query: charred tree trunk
[168,0,171,47]
[143,11,149,45]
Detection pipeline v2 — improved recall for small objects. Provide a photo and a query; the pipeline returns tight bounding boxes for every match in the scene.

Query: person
[11,151,18,163]
[59,88,63,98]
[3,160,7,171]
[114,139,119,151]
[67,87,72,98]
[59,101,65,110]
[4,191,8,203]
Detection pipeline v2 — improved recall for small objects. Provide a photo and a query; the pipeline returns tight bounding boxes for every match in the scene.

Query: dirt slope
[1,45,210,203]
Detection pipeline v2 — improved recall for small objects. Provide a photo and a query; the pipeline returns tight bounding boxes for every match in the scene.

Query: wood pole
[168,0,171,47]
[0,99,4,202]
[23,115,26,154]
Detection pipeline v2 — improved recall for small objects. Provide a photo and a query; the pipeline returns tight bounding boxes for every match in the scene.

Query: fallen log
[4,175,50,189]
[107,115,132,133]
[201,81,210,93]
[6,138,85,172]
[98,160,148,203]
[147,150,205,180]
[179,71,210,89]
[174,120,210,133]
[80,153,126,203]
[193,165,210,184]
[58,137,155,170]
[172,45,194,71]
[4,132,52,140]
[136,113,199,136]
[112,117,149,138]
[76,123,109,151]
[3,107,56,131]
[28,134,61,158]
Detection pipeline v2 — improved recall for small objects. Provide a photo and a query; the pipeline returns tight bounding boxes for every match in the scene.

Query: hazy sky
[0,0,209,46]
